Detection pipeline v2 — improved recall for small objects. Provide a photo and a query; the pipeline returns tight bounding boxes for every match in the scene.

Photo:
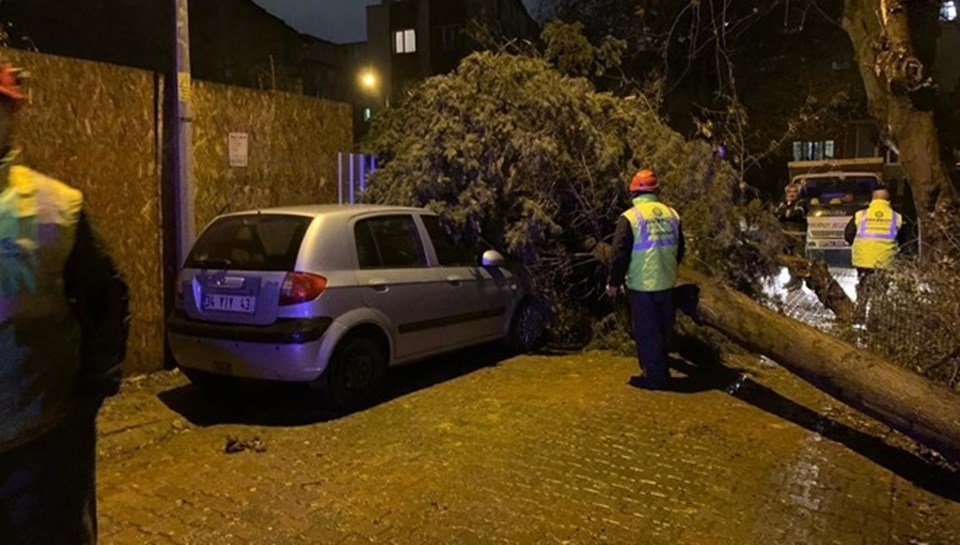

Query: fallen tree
[779,255,855,323]
[678,266,960,465]
[362,32,960,464]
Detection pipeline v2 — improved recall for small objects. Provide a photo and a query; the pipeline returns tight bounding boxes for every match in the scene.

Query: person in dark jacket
[774,183,808,227]
[0,58,129,545]
[606,169,685,390]
[775,183,808,290]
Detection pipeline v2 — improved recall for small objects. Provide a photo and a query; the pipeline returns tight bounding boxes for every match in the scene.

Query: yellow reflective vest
[622,195,681,292]
[1,153,84,452]
[851,199,902,270]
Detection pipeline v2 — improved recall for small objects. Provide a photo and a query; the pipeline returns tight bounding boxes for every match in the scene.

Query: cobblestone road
[94,347,960,545]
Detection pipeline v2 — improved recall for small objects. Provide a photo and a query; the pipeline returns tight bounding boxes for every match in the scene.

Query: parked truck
[786,158,890,268]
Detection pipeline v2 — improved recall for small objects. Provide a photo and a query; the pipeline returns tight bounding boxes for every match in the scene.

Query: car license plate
[203,294,256,314]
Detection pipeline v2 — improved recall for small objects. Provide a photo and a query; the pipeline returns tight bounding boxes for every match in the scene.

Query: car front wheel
[505,300,546,355]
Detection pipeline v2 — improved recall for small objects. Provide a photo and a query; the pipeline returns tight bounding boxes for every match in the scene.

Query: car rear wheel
[323,334,387,412]
[505,300,546,355]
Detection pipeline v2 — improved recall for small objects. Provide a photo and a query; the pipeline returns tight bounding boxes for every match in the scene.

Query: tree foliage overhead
[543,0,864,193]
[362,47,783,342]
[544,0,960,246]
[541,20,627,78]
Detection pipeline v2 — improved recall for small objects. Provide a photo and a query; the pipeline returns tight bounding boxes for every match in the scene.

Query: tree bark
[842,0,958,255]
[678,266,960,464]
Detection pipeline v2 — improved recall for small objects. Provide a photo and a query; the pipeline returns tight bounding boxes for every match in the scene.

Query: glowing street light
[359,69,378,92]
[357,68,389,108]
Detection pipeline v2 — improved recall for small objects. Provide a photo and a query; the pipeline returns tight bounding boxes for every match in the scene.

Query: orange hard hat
[0,62,26,105]
[629,169,658,192]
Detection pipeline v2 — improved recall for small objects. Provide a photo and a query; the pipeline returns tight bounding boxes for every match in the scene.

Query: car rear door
[352,214,450,361]
[178,214,313,326]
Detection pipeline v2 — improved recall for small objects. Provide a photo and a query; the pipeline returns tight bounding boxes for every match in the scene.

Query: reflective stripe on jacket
[1,157,84,452]
[851,199,901,270]
[622,195,680,292]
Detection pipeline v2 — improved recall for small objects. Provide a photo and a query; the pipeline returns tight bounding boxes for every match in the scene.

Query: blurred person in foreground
[0,58,129,545]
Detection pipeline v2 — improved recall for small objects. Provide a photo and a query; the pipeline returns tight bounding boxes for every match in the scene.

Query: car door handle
[368,280,390,292]
[446,275,463,287]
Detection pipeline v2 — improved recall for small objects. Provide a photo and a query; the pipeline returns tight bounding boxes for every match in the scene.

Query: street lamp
[359,69,377,92]
[357,67,388,108]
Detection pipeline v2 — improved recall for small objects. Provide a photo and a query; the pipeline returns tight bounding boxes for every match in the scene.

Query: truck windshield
[800,176,878,208]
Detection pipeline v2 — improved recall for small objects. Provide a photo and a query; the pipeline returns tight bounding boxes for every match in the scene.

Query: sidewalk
[94,350,960,544]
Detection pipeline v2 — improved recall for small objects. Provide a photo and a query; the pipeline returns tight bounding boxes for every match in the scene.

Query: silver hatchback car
[166,205,544,409]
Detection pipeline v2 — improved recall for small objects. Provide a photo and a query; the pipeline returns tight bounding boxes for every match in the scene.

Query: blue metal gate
[337,152,377,204]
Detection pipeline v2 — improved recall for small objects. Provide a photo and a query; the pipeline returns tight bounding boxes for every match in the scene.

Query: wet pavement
[95,346,960,544]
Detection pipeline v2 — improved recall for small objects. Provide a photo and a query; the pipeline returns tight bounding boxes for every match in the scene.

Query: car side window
[422,215,473,267]
[354,221,381,269]
[354,215,427,269]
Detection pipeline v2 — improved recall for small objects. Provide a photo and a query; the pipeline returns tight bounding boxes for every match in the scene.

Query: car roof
[216,204,432,220]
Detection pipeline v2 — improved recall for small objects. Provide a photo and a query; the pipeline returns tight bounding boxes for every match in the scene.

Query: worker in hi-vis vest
[606,169,685,390]
[0,57,129,545]
[844,187,906,275]
[843,187,908,308]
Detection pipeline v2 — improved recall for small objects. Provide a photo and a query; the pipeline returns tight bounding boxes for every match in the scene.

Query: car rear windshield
[185,214,312,271]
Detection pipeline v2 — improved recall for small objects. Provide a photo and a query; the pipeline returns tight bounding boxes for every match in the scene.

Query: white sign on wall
[228,132,249,167]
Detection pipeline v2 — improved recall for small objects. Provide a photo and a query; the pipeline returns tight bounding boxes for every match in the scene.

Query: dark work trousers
[855,268,884,327]
[628,289,676,389]
[0,402,99,545]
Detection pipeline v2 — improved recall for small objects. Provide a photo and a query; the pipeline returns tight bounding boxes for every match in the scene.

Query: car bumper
[166,311,333,382]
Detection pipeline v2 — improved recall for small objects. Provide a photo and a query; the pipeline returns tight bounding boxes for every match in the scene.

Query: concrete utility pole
[172,0,195,266]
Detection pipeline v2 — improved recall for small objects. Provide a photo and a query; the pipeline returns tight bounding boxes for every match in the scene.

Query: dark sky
[253,0,544,44]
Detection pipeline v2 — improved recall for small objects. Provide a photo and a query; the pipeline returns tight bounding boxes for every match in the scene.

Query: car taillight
[279,272,327,306]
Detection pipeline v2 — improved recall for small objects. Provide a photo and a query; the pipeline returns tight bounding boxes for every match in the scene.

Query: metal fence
[857,265,960,388]
[768,264,960,390]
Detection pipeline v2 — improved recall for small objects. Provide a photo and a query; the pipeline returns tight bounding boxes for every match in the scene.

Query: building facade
[363,0,538,116]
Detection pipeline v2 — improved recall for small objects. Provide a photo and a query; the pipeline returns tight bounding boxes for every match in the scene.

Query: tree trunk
[678,266,960,464]
[842,0,958,256]
[779,255,856,322]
